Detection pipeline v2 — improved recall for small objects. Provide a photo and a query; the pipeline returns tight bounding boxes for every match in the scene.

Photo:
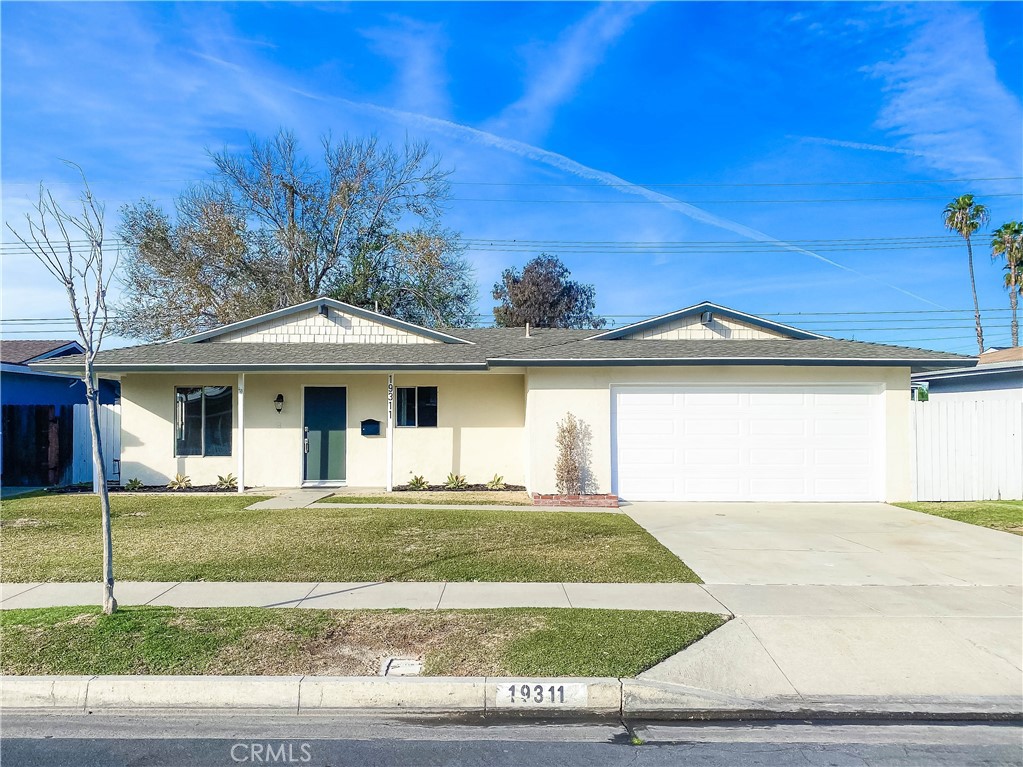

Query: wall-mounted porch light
[274,394,285,413]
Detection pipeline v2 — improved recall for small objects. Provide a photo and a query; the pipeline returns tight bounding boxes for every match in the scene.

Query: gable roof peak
[172,296,474,345]
[586,301,829,341]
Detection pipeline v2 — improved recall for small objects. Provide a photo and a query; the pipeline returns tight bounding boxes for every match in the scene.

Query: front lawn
[0,606,725,678]
[322,490,532,506]
[0,494,699,583]
[895,501,1023,535]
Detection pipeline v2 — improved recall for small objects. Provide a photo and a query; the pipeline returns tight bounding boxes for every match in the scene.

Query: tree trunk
[86,367,116,614]
[966,236,985,355]
[1011,286,1019,348]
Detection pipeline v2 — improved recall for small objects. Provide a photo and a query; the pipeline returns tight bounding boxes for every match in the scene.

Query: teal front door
[303,387,346,483]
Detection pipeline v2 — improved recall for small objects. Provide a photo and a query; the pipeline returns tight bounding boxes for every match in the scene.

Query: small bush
[407,475,429,491]
[444,473,468,490]
[123,478,144,491]
[215,473,238,491]
[555,412,594,495]
[486,474,507,491]
[167,474,192,491]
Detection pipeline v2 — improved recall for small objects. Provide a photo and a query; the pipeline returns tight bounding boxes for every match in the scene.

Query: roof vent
[318,303,329,317]
[700,311,713,326]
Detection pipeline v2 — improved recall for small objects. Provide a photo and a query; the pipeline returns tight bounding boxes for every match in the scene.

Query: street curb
[2,675,1020,720]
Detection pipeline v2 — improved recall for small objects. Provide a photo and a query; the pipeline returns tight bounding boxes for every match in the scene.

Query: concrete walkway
[305,502,619,512]
[0,581,726,612]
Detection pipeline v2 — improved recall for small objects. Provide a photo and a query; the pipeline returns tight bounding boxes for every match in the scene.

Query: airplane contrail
[292,89,948,309]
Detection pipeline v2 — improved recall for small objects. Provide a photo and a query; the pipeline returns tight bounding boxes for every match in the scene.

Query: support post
[386,373,394,492]
[237,373,245,493]
[91,371,101,494]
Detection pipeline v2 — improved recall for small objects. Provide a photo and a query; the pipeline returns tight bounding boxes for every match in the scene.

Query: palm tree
[943,194,990,354]
[991,221,1023,347]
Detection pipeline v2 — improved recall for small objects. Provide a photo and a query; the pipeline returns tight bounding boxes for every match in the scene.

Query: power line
[446,176,1023,189]
[451,193,1023,205]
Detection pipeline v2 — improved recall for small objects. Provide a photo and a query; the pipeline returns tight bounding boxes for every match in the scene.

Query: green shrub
[123,478,144,491]
[486,474,506,491]
[407,475,429,491]
[167,474,192,490]
[443,473,468,490]
[215,474,238,491]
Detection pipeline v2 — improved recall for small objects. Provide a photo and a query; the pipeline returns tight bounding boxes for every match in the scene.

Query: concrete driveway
[625,502,1023,706]
[625,502,1022,586]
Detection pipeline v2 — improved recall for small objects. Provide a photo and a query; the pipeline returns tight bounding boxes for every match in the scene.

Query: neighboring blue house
[1,340,120,487]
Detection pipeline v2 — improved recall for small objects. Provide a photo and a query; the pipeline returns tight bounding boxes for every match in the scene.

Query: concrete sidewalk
[0,581,726,613]
[3,580,1021,711]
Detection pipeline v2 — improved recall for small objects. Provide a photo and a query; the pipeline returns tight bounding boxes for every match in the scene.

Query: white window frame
[174,385,233,457]
[394,385,438,428]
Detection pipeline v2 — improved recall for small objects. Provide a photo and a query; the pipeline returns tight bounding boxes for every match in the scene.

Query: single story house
[912,346,1022,402]
[33,298,972,502]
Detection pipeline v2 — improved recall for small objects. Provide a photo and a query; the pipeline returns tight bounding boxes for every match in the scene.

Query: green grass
[895,501,1023,535]
[322,491,532,506]
[0,606,725,678]
[0,494,699,583]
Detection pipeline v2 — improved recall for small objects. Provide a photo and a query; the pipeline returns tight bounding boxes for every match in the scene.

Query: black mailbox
[360,418,381,437]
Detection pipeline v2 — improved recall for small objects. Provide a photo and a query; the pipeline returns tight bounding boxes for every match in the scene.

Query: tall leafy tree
[991,220,1023,347]
[116,131,477,341]
[942,194,990,354]
[492,254,606,329]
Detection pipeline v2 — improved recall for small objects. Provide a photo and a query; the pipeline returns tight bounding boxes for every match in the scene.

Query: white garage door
[613,385,884,502]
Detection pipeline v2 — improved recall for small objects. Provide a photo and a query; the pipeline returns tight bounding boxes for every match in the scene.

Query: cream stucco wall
[119,371,525,488]
[524,365,913,502]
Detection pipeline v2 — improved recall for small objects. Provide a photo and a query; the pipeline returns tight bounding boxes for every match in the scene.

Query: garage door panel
[749,392,806,406]
[614,385,882,502]
[749,448,806,466]
[684,392,741,406]
[685,419,742,436]
[619,448,676,466]
[748,419,807,436]
[682,448,741,466]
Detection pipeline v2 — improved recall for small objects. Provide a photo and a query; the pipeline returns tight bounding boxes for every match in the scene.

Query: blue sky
[2,1,1021,353]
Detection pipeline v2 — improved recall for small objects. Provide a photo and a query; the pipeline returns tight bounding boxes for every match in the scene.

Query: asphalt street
[2,712,1020,767]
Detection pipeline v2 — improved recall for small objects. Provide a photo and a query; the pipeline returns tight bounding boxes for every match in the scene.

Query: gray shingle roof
[32,327,971,373]
[1,339,82,365]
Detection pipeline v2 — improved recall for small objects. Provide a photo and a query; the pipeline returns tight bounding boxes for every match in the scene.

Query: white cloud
[361,16,451,117]
[867,7,1023,181]
[486,3,648,141]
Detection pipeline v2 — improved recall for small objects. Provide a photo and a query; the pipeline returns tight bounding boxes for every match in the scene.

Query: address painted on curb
[494,682,588,707]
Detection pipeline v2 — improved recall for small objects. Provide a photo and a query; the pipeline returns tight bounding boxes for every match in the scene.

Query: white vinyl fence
[72,403,120,485]
[911,399,1023,501]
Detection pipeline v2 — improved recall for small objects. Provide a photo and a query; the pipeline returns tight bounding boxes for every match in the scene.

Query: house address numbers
[494,682,588,707]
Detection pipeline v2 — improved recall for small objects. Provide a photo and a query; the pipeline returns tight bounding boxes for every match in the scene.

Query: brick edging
[532,493,619,508]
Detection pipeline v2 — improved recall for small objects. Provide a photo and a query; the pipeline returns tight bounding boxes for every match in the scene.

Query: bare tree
[7,165,118,614]
[116,131,477,341]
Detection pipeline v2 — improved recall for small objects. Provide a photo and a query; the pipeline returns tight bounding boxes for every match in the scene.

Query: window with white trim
[395,386,438,427]
[175,386,233,456]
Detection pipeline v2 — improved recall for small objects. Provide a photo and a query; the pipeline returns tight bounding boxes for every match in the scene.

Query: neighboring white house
[33,298,973,503]
[912,347,1023,402]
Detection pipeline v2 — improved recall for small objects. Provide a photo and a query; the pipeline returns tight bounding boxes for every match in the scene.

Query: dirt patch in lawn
[211,611,545,676]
